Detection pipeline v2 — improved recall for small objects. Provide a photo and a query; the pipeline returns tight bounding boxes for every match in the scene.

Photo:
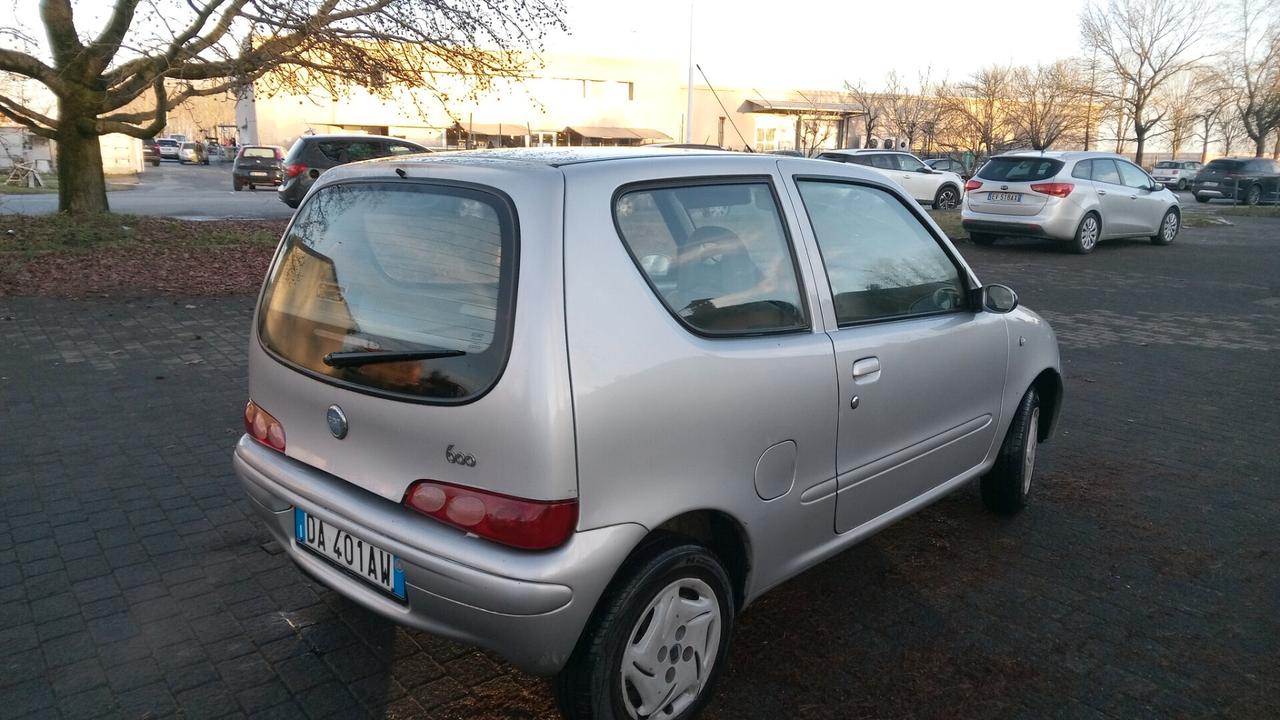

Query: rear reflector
[964,179,982,192]
[1029,182,1074,198]
[403,480,577,550]
[244,400,286,452]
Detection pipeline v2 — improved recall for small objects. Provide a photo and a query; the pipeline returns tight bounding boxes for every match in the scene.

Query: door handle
[1097,189,1108,196]
[1129,195,1138,200]
[852,356,881,383]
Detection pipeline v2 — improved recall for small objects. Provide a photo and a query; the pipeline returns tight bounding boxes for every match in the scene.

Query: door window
[795,180,966,325]
[895,155,926,172]
[867,154,896,170]
[1117,161,1151,189]
[386,143,421,155]
[1090,158,1122,185]
[614,181,807,336]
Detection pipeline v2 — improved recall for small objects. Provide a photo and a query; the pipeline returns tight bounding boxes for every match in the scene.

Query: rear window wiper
[322,349,466,367]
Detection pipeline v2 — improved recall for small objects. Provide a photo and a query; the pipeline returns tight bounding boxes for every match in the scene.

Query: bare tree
[1224,0,1280,156]
[936,65,1013,163]
[1219,107,1247,154]
[882,69,941,151]
[1159,71,1203,158]
[1008,60,1090,150]
[843,79,883,148]
[1081,0,1209,164]
[0,0,564,213]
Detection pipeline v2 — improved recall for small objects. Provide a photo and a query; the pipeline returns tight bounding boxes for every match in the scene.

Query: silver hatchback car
[234,148,1063,720]
[961,151,1181,254]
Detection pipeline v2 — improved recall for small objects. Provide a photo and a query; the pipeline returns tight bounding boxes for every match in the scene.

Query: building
[0,125,54,173]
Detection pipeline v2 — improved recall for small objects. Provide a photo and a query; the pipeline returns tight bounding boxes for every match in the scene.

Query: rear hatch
[1196,159,1245,187]
[1152,162,1182,179]
[248,169,576,508]
[238,147,281,174]
[966,156,1064,216]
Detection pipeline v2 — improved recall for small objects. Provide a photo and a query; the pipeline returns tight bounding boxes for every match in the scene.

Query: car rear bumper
[232,436,643,675]
[235,171,282,185]
[961,204,1082,241]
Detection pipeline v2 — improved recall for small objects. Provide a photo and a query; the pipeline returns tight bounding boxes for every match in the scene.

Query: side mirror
[980,284,1018,313]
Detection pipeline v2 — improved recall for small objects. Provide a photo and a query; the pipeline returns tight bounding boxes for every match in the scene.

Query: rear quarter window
[978,158,1064,182]
[257,182,518,402]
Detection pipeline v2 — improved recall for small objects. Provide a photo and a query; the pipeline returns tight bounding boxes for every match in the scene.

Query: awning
[453,122,531,136]
[566,126,673,141]
[737,99,864,117]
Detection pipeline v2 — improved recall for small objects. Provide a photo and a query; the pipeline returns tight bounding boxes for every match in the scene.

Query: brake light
[964,179,982,192]
[1030,182,1074,198]
[403,480,578,550]
[243,400,286,452]
[286,163,307,178]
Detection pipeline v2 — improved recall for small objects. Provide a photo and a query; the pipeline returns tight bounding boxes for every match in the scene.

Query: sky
[547,0,1092,90]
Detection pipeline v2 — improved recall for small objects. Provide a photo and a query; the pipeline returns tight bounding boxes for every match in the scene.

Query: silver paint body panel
[234,148,1062,676]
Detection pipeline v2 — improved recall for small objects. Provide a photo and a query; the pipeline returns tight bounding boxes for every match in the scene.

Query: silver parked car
[234,148,1063,720]
[961,151,1181,254]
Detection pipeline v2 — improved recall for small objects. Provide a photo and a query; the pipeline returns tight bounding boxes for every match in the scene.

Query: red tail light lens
[244,400,286,452]
[1030,182,1074,198]
[286,163,307,178]
[964,179,982,192]
[403,480,578,550]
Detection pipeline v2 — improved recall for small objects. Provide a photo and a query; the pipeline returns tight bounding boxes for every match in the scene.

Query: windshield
[1204,160,1245,172]
[977,157,1064,182]
[257,182,518,402]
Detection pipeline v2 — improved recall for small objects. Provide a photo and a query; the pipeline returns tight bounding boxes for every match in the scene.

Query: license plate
[1202,181,1218,187]
[987,192,1022,203]
[294,509,405,598]
[251,171,268,176]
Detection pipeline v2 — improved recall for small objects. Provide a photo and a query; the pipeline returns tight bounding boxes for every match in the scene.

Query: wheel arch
[1031,367,1063,442]
[644,509,752,611]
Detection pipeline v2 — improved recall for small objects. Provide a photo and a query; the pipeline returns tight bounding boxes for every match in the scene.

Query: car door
[892,154,931,202]
[1116,160,1165,233]
[1088,158,1135,235]
[780,163,1008,534]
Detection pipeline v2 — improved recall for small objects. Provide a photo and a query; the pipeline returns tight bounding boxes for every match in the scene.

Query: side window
[1117,161,1150,189]
[614,182,807,336]
[869,154,895,170]
[795,180,966,325]
[1091,159,1122,185]
[1071,160,1093,180]
[895,155,926,172]
[845,155,871,166]
[387,143,420,155]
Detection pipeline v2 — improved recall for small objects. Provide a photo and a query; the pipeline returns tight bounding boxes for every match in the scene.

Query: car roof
[297,134,426,144]
[989,150,1121,161]
[819,148,910,156]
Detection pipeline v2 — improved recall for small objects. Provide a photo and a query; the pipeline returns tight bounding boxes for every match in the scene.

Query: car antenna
[395,167,407,178]
[696,64,754,152]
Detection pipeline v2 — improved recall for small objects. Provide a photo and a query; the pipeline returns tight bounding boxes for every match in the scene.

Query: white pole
[685,0,695,143]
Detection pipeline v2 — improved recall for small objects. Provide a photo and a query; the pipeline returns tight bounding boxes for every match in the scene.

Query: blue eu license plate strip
[294,509,405,598]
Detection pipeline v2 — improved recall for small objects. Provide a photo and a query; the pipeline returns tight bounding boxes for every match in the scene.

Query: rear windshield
[181,143,197,150]
[977,157,1064,182]
[242,147,277,158]
[258,182,517,402]
[158,139,177,146]
[1204,160,1244,172]
[1154,161,1180,169]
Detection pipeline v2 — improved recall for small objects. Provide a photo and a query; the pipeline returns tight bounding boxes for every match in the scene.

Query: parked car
[155,138,180,161]
[178,141,209,165]
[232,145,285,191]
[1150,160,1202,191]
[234,148,1062,720]
[924,157,972,180]
[1191,157,1280,205]
[278,134,431,208]
[815,149,964,209]
[960,151,1181,254]
[143,141,161,167]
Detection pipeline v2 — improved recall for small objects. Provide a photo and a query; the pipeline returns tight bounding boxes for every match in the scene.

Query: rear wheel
[933,185,960,210]
[232,179,242,191]
[980,387,1041,515]
[1151,209,1178,245]
[556,538,734,720]
[1071,213,1100,254]
[1176,179,1187,191]
[970,232,996,246]
[1245,184,1262,206]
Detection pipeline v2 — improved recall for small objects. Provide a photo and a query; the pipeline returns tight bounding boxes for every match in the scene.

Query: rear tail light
[1029,182,1074,198]
[403,480,577,550]
[244,400,286,452]
[286,163,307,178]
[964,179,982,192]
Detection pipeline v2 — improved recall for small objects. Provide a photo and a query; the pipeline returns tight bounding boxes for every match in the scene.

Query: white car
[817,149,965,209]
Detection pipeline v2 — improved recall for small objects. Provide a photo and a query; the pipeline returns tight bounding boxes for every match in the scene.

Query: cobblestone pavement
[2,219,1278,719]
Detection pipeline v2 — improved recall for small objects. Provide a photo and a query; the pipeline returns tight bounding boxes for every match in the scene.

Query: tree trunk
[1256,134,1269,158]
[1272,130,1279,160]
[56,113,109,214]
[1134,131,1146,166]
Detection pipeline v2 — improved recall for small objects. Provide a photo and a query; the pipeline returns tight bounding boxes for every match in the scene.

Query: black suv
[1192,157,1280,205]
[278,134,431,208]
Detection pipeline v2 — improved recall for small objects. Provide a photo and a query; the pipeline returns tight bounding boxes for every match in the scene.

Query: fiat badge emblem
[326,405,348,439]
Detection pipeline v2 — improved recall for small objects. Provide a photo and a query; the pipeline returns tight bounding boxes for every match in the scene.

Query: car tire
[1176,179,1187,191]
[150,160,160,167]
[970,232,997,246]
[1070,212,1100,254]
[1194,194,1210,203]
[555,537,735,720]
[1245,184,1261,206]
[980,386,1041,516]
[932,185,960,210]
[1151,209,1178,245]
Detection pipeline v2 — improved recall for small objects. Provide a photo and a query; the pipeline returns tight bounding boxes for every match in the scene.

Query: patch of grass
[0,173,137,194]
[0,212,281,260]
[927,209,966,240]
[1208,205,1280,217]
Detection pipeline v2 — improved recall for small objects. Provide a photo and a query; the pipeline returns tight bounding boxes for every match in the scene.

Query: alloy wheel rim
[621,577,722,720]
[1081,217,1098,249]
[1022,408,1040,495]
[939,189,958,209]
[1163,213,1178,242]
